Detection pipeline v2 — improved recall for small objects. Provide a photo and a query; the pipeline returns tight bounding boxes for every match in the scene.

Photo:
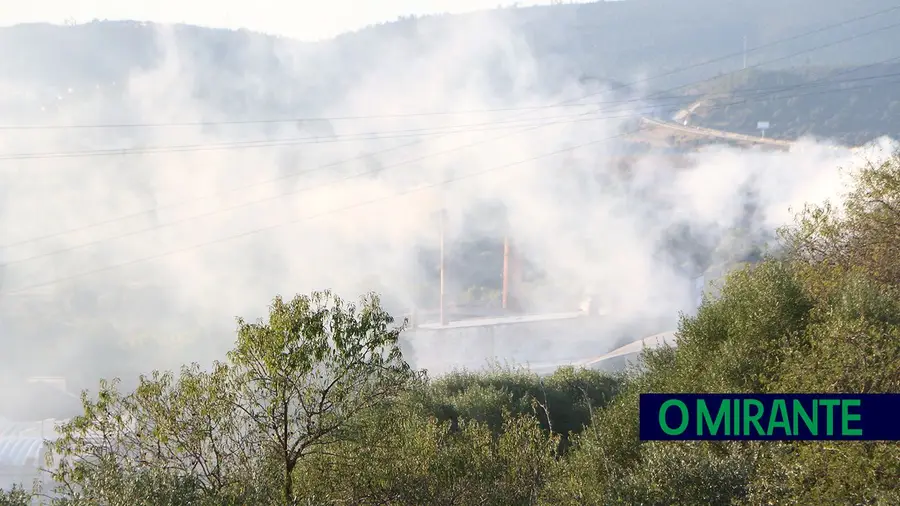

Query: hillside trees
[48,365,264,506]
[546,149,900,505]
[46,291,418,506]
[783,150,900,285]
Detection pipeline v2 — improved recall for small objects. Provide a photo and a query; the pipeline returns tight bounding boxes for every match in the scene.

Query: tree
[0,485,32,506]
[48,364,268,506]
[546,150,900,505]
[781,150,900,289]
[47,290,418,506]
[227,290,418,505]
[292,403,560,506]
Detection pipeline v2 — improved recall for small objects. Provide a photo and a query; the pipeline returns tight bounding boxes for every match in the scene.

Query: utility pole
[439,207,448,326]
[502,236,510,310]
[743,35,748,70]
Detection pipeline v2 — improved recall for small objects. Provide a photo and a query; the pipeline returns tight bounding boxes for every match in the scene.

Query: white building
[0,417,63,492]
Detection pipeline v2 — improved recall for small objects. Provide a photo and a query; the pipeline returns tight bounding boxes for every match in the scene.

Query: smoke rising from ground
[0,15,888,396]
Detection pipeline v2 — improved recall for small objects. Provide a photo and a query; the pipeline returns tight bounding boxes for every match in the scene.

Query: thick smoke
[0,14,887,401]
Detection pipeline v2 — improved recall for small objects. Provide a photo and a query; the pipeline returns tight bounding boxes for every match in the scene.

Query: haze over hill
[3,0,900,93]
[0,0,895,400]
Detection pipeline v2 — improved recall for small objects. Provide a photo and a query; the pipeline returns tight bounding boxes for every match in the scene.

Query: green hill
[684,64,900,145]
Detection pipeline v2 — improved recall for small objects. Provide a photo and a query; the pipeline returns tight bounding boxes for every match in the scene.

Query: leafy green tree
[294,403,560,506]
[422,366,621,442]
[227,290,418,505]
[781,151,900,286]
[48,364,269,506]
[0,485,32,506]
[47,290,417,506]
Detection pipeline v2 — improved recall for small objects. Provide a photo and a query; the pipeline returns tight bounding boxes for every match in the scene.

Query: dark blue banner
[639,394,900,441]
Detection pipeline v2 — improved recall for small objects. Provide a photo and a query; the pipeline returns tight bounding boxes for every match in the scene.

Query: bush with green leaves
[0,485,32,506]
[422,365,622,438]
[293,403,560,505]
[46,291,416,506]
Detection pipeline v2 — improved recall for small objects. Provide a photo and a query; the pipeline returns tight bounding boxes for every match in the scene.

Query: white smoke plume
[0,14,889,405]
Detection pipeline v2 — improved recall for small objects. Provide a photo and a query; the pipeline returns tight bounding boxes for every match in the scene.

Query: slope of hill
[343,0,900,90]
[680,64,900,145]
[2,0,900,96]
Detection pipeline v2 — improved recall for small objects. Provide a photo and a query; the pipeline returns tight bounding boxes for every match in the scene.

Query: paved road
[640,117,794,149]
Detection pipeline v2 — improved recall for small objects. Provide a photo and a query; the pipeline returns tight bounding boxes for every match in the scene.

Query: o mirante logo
[640,394,900,441]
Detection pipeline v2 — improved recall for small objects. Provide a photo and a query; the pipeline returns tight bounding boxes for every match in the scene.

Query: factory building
[401,222,705,374]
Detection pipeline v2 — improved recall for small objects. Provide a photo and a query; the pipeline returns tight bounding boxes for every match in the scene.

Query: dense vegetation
[2,150,898,505]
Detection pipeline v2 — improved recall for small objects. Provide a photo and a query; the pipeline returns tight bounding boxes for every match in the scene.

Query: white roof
[416,311,586,330]
[525,331,679,374]
[577,331,678,366]
[0,417,64,467]
[0,437,45,467]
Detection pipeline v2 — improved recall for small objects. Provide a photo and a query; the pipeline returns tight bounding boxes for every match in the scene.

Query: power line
[2,125,646,295]
[19,12,891,166]
[0,69,900,161]
[3,18,899,167]
[0,100,672,130]
[642,18,900,102]
[6,67,900,134]
[3,69,900,162]
[0,77,888,277]
[3,10,899,291]
[3,41,899,263]
[1,4,898,132]
[1,10,892,180]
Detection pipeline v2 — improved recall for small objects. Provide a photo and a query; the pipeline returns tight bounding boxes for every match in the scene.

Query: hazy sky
[0,0,582,40]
